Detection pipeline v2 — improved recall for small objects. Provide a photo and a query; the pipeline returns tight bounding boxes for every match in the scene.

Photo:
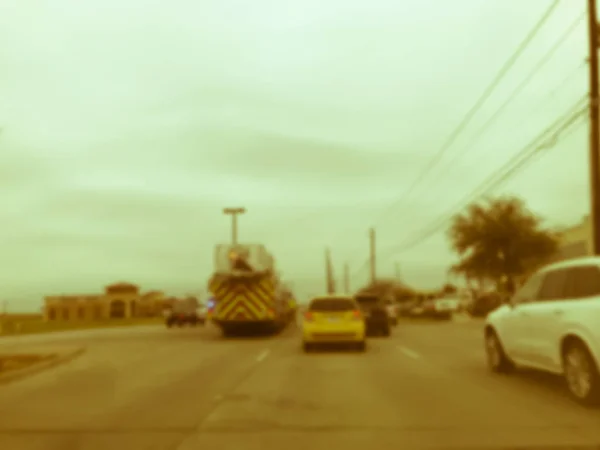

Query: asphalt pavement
[0,320,599,449]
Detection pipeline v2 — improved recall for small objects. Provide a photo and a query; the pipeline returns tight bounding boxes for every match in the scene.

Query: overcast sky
[0,0,590,309]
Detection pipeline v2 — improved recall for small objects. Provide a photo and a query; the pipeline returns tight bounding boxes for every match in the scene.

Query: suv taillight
[304,311,314,322]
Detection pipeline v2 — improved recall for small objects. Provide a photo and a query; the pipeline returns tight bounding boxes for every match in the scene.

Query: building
[554,215,592,261]
[44,282,173,321]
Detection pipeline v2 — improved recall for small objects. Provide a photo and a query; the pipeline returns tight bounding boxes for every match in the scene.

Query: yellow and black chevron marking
[209,276,275,321]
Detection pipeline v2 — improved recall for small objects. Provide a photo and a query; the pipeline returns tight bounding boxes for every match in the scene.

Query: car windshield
[7,3,600,448]
[309,298,355,312]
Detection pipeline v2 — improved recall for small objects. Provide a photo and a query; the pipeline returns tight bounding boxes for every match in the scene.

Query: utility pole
[369,228,376,283]
[325,248,335,294]
[1,301,7,331]
[588,0,600,254]
[223,207,246,245]
[343,263,350,293]
[395,262,401,281]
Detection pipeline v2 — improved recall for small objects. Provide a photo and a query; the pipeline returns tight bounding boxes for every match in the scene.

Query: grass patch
[0,354,55,373]
[2,314,43,322]
[0,317,163,336]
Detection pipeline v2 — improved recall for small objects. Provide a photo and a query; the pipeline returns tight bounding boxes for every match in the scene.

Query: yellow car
[301,295,366,352]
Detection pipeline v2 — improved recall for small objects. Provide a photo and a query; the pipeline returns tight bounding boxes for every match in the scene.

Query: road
[0,320,599,449]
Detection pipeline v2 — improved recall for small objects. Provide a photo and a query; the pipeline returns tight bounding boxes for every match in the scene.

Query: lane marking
[256,349,270,362]
[398,346,421,359]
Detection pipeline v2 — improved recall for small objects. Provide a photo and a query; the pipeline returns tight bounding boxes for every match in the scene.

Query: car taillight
[352,310,362,320]
[304,311,314,322]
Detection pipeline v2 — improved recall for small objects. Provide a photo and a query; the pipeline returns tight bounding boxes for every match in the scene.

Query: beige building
[509,216,592,289]
[554,215,592,261]
[44,282,172,321]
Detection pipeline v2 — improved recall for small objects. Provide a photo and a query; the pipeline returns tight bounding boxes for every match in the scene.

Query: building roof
[105,282,138,290]
[143,290,163,297]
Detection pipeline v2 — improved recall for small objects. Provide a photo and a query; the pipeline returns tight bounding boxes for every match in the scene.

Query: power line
[353,95,587,275]
[387,106,586,257]
[427,11,585,187]
[532,60,587,113]
[371,0,563,227]
[258,2,571,249]
[382,98,587,257]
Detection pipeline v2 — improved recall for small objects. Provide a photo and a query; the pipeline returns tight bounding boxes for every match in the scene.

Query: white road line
[256,349,270,362]
[211,350,270,405]
[398,346,421,359]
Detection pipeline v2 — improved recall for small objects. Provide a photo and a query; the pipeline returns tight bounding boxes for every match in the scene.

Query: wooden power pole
[223,207,246,245]
[343,263,350,293]
[588,0,600,254]
[395,262,401,281]
[325,248,335,294]
[369,228,376,283]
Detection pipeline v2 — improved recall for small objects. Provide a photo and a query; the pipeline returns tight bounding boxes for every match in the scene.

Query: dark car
[165,304,206,327]
[354,294,391,337]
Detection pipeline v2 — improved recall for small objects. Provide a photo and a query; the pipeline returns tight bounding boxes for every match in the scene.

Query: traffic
[160,240,600,410]
[159,240,600,409]
[2,260,600,449]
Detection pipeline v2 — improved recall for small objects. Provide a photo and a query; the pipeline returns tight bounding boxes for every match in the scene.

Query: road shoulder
[0,346,86,385]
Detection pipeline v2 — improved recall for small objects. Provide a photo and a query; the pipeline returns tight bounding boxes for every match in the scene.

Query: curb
[0,347,86,385]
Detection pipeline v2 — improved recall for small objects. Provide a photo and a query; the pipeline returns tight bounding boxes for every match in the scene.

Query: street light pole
[369,228,376,284]
[223,207,246,245]
[343,263,350,293]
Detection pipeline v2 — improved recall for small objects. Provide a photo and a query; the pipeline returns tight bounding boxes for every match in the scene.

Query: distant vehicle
[400,297,425,317]
[384,298,398,326]
[401,295,455,320]
[386,303,398,326]
[165,299,205,328]
[429,297,460,320]
[354,293,391,337]
[397,300,416,317]
[301,295,366,352]
[377,292,398,326]
[409,303,425,317]
[468,293,502,317]
[196,305,208,323]
[485,257,600,406]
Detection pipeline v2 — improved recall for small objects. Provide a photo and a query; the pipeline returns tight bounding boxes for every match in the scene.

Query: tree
[357,278,414,302]
[442,283,457,294]
[447,196,559,293]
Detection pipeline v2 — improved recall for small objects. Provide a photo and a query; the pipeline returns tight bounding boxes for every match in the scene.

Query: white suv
[484,257,600,406]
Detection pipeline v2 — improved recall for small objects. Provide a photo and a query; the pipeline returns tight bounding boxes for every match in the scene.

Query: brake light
[304,311,314,322]
[352,310,362,319]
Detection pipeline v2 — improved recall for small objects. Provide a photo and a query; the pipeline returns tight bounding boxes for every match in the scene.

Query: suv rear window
[309,297,355,312]
[355,295,380,305]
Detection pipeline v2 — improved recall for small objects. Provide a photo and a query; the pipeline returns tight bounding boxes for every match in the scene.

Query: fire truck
[207,244,296,336]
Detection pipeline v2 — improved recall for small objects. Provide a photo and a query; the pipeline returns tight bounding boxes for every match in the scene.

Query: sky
[0,0,591,310]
